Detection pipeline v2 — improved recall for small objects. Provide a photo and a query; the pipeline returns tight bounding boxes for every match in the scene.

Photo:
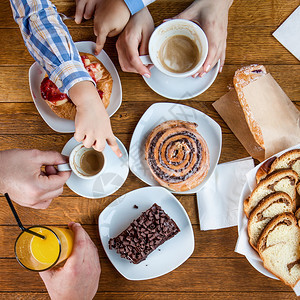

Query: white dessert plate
[61,137,129,199]
[143,60,220,100]
[98,186,194,280]
[237,144,300,281]
[128,102,222,194]
[29,41,122,133]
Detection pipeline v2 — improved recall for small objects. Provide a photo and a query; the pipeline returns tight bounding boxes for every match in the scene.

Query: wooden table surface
[0,0,299,299]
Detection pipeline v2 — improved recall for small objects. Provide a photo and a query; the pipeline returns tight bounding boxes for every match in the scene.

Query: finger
[107,136,122,158]
[84,1,96,20]
[95,32,107,55]
[35,150,68,166]
[82,135,95,149]
[92,139,106,153]
[75,0,87,24]
[45,165,57,175]
[65,223,87,266]
[192,65,204,78]
[199,43,219,76]
[39,170,71,190]
[74,130,85,143]
[219,41,226,73]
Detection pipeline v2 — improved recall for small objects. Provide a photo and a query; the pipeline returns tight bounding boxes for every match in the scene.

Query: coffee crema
[80,149,104,176]
[158,35,200,73]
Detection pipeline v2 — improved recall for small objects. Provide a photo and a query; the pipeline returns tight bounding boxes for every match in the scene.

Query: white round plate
[237,144,300,281]
[98,186,194,280]
[128,102,222,194]
[28,41,122,133]
[143,60,220,100]
[61,137,129,199]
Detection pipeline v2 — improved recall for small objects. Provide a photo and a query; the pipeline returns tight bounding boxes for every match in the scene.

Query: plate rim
[143,60,220,100]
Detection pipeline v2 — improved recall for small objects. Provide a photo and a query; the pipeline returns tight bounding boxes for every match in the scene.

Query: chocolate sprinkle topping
[108,203,180,264]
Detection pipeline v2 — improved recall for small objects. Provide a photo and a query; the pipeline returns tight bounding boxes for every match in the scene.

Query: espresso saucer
[61,137,129,199]
[143,60,220,100]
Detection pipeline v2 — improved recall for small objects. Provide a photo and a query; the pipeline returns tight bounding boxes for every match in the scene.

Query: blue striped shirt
[124,0,156,15]
[10,0,92,94]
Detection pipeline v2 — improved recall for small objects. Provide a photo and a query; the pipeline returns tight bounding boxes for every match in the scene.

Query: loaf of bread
[248,192,295,249]
[244,169,298,217]
[233,65,267,149]
[257,213,300,288]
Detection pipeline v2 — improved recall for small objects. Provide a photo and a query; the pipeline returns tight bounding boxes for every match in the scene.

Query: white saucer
[98,186,194,280]
[29,41,122,133]
[61,137,129,199]
[143,60,220,100]
[128,102,222,194]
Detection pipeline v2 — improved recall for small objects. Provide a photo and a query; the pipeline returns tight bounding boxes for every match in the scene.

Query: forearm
[9,0,93,94]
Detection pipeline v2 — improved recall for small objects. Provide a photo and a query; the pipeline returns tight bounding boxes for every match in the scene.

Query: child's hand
[68,81,122,157]
[171,0,233,76]
[116,8,154,77]
[75,0,130,55]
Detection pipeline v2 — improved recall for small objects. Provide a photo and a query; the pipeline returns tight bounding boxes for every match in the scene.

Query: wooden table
[0,0,299,299]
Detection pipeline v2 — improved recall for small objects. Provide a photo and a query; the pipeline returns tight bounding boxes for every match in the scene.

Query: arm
[39,223,101,300]
[0,149,71,209]
[75,0,156,54]
[10,0,121,155]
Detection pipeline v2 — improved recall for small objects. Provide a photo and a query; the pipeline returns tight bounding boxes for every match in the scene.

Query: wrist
[68,81,100,107]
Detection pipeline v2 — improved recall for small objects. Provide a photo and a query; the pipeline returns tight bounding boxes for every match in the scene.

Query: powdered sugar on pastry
[233,64,267,149]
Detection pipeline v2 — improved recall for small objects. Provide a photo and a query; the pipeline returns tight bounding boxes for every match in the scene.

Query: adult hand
[69,81,122,157]
[171,0,233,76]
[116,7,154,77]
[0,149,70,209]
[75,0,131,55]
[40,222,101,300]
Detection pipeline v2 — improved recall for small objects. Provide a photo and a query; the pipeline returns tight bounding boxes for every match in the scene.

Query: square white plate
[28,41,122,133]
[98,186,194,280]
[128,102,222,194]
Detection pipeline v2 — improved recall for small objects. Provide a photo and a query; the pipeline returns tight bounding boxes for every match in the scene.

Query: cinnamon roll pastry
[145,120,210,192]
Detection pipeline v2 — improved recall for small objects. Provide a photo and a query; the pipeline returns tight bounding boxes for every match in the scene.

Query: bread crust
[145,120,210,192]
[255,156,277,183]
[41,52,112,120]
[233,64,267,149]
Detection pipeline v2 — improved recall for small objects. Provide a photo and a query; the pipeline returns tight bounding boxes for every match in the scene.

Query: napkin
[273,6,300,61]
[235,143,300,295]
[197,157,254,231]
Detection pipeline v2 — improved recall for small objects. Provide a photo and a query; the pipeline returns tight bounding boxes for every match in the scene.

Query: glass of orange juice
[14,226,74,272]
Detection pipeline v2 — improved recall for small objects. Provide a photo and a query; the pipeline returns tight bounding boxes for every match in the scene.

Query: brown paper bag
[213,74,300,162]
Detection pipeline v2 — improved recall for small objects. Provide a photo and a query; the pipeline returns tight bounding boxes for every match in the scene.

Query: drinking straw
[4,193,45,239]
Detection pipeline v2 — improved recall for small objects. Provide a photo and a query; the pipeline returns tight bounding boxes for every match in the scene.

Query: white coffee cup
[57,144,106,180]
[140,19,208,78]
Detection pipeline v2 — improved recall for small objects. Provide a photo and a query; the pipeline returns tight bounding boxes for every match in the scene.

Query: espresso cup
[57,144,106,180]
[140,19,208,78]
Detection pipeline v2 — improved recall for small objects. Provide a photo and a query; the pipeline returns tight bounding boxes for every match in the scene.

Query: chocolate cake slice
[108,203,180,264]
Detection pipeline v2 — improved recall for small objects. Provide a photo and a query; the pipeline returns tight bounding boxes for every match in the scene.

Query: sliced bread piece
[255,156,277,183]
[244,169,298,217]
[269,149,300,178]
[257,213,300,288]
[248,192,295,249]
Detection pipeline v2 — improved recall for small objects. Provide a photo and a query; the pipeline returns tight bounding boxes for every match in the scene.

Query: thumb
[35,151,68,166]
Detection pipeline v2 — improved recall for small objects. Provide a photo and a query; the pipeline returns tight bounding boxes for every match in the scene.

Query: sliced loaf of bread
[248,192,295,249]
[244,169,298,217]
[257,213,300,288]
